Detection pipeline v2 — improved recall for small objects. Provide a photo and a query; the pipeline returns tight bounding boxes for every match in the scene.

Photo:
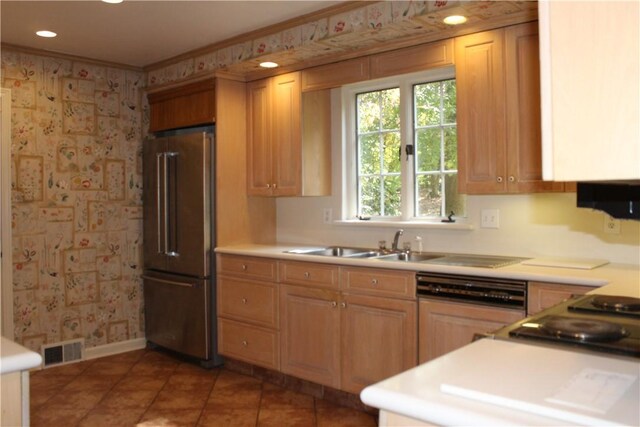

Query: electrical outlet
[604,215,620,234]
[323,208,332,224]
[481,209,500,229]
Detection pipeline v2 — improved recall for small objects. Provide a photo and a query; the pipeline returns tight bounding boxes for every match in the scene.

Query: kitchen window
[343,67,466,221]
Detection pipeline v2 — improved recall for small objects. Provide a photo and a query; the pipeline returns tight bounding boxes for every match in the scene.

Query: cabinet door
[341,294,417,394]
[456,29,507,194]
[271,72,302,196]
[505,23,564,193]
[247,78,273,196]
[280,285,341,388]
[527,282,594,315]
[418,299,523,363]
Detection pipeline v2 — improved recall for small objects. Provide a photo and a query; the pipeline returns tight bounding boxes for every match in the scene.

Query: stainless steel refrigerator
[142,126,222,366]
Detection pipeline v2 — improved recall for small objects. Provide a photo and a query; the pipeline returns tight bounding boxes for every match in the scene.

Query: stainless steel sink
[285,246,382,258]
[374,252,444,262]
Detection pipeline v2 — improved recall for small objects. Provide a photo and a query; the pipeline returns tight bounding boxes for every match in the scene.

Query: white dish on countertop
[521,257,609,270]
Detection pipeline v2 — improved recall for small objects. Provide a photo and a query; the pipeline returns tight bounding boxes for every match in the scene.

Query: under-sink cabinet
[527,281,593,315]
[279,262,417,394]
[216,255,280,369]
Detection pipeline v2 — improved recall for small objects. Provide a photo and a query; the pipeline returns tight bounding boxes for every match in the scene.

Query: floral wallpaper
[146,0,537,87]
[1,49,147,352]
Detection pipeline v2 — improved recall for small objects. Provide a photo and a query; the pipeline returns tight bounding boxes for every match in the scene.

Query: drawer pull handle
[371,278,378,285]
[340,302,346,309]
[331,301,337,308]
[242,340,248,347]
[497,176,503,183]
[508,175,515,183]
[241,264,247,271]
[241,298,247,304]
[304,272,310,279]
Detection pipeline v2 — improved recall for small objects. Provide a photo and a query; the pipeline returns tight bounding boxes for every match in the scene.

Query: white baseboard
[84,337,147,360]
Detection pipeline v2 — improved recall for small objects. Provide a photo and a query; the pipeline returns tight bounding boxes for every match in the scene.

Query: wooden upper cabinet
[504,23,564,193]
[456,23,566,195]
[247,72,331,197]
[302,57,370,92]
[148,79,215,132]
[456,28,507,194]
[539,1,639,181]
[370,39,454,79]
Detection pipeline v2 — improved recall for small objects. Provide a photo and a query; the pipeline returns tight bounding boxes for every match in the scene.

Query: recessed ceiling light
[259,61,279,69]
[443,15,467,25]
[102,0,124,3]
[36,30,57,38]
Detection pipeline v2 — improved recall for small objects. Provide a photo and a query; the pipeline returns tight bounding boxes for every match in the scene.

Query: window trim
[342,66,457,222]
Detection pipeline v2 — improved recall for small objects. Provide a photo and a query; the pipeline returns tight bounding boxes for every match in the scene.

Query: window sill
[333,219,474,231]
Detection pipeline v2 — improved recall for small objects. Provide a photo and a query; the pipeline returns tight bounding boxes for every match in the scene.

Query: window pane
[414,83,441,127]
[444,173,465,216]
[443,126,457,171]
[416,128,441,172]
[357,91,380,133]
[443,80,457,124]
[359,134,381,174]
[360,176,381,216]
[381,88,400,130]
[416,174,441,217]
[383,175,401,216]
[383,132,401,173]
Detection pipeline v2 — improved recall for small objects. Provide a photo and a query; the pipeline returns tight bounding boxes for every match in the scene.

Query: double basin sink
[285,246,527,268]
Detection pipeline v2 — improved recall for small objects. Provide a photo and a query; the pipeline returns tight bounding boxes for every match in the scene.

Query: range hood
[577,182,640,220]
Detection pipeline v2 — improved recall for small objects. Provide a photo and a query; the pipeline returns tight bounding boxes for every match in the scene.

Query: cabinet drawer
[340,267,415,300]
[218,277,278,328]
[218,318,279,370]
[217,255,277,281]
[279,261,339,289]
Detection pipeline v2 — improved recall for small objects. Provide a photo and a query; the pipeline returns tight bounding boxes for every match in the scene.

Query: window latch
[405,145,415,160]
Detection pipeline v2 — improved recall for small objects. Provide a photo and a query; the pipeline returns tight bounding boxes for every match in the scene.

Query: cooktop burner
[538,316,630,342]
[569,295,640,318]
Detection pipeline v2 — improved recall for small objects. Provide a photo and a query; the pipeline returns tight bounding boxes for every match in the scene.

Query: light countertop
[360,339,640,426]
[1,337,42,375]
[215,243,640,295]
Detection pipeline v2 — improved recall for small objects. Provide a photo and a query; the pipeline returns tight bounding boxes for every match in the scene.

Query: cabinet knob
[242,340,248,347]
[241,298,247,304]
[266,184,271,189]
[331,301,337,308]
[241,264,247,271]
[304,272,310,279]
[371,278,378,285]
[340,302,347,309]
[508,175,515,182]
[273,183,277,189]
[496,176,504,183]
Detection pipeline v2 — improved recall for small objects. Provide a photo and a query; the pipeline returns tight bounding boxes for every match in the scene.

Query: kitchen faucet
[391,229,404,251]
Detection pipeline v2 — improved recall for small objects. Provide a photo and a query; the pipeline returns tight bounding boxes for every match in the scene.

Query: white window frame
[342,66,457,222]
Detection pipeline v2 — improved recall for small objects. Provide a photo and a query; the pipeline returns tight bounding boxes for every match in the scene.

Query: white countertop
[215,243,640,295]
[1,337,42,374]
[360,339,640,426]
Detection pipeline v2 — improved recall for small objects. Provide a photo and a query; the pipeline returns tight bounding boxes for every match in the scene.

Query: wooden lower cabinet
[418,299,523,363]
[218,318,279,369]
[341,293,417,394]
[527,281,594,315]
[279,273,417,394]
[280,285,341,388]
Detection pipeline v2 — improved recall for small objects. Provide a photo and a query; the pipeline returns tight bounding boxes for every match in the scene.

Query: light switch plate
[481,209,500,229]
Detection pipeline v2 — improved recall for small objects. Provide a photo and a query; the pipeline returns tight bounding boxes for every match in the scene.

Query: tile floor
[29,348,378,427]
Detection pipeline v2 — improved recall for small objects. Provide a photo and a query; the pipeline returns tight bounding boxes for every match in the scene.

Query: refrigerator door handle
[142,275,198,288]
[165,152,179,258]
[156,152,164,255]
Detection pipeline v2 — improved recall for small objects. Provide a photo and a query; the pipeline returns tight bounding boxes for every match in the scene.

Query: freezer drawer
[143,273,210,360]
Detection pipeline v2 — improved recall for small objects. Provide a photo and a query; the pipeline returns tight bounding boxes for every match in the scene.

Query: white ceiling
[0,0,343,68]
